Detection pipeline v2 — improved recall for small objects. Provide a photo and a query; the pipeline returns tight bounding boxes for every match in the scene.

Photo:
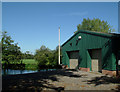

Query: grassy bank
[2,59,37,64]
[23,59,38,70]
[2,59,62,70]
[2,59,38,70]
[22,59,38,64]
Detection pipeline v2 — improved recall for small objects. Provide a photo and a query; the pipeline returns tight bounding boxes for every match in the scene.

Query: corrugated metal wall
[62,30,118,71]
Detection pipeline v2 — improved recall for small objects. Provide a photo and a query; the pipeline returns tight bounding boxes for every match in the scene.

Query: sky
[2,2,118,54]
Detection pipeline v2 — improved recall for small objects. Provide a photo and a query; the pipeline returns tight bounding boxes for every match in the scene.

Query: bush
[34,45,60,69]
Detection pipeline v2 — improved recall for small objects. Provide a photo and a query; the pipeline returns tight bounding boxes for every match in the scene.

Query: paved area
[45,70,120,90]
[2,69,120,91]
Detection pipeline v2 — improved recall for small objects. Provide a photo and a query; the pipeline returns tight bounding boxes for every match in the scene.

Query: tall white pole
[58,27,60,65]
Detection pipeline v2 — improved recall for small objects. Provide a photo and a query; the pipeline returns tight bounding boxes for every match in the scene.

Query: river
[2,69,56,75]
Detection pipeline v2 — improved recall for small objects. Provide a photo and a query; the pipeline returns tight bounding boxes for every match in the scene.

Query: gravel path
[2,69,120,91]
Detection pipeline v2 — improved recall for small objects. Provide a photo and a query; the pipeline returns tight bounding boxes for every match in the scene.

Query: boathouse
[62,30,120,76]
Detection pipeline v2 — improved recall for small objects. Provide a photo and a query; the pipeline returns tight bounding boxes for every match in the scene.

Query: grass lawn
[22,59,38,64]
[2,59,38,65]
[2,59,38,70]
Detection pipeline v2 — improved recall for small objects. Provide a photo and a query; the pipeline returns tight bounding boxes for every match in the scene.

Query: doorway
[67,51,79,69]
[88,49,102,72]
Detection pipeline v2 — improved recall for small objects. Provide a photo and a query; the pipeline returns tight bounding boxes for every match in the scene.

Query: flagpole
[58,27,60,65]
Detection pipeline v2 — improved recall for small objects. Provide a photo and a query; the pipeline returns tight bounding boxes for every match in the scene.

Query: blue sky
[2,2,118,54]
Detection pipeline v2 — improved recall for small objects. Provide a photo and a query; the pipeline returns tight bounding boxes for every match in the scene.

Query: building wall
[62,31,116,71]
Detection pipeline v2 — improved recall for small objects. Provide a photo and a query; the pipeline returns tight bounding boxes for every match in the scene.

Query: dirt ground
[2,69,120,91]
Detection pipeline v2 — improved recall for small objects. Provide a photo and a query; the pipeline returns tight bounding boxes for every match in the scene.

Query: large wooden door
[91,49,102,72]
[68,51,79,69]
[70,59,78,69]
[92,59,99,72]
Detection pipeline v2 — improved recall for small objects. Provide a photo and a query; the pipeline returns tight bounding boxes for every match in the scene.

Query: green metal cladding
[62,30,120,71]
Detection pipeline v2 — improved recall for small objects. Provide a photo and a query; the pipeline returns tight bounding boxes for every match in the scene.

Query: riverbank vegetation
[2,59,38,70]
[34,45,61,69]
[1,31,61,70]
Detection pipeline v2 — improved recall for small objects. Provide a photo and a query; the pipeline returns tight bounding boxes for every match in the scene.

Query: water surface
[2,69,56,75]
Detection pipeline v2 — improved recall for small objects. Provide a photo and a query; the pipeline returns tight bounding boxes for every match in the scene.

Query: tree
[34,45,60,67]
[34,45,51,66]
[76,18,115,33]
[1,31,22,64]
[22,51,34,59]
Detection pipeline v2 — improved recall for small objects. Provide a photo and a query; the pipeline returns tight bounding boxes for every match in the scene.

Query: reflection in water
[2,69,56,75]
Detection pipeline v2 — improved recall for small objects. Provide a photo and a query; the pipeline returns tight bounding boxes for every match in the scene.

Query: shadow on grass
[2,69,82,92]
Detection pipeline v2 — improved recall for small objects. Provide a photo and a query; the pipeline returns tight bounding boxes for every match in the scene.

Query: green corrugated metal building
[62,30,120,76]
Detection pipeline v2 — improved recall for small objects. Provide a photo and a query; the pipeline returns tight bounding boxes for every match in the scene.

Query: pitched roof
[62,30,120,47]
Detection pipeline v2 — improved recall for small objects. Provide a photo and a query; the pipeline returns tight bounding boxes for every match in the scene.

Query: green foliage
[1,31,61,70]
[25,64,37,70]
[7,55,15,63]
[77,18,115,33]
[22,59,38,70]
[2,59,38,70]
[22,51,34,59]
[34,45,60,67]
[1,31,22,64]
[35,45,52,66]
